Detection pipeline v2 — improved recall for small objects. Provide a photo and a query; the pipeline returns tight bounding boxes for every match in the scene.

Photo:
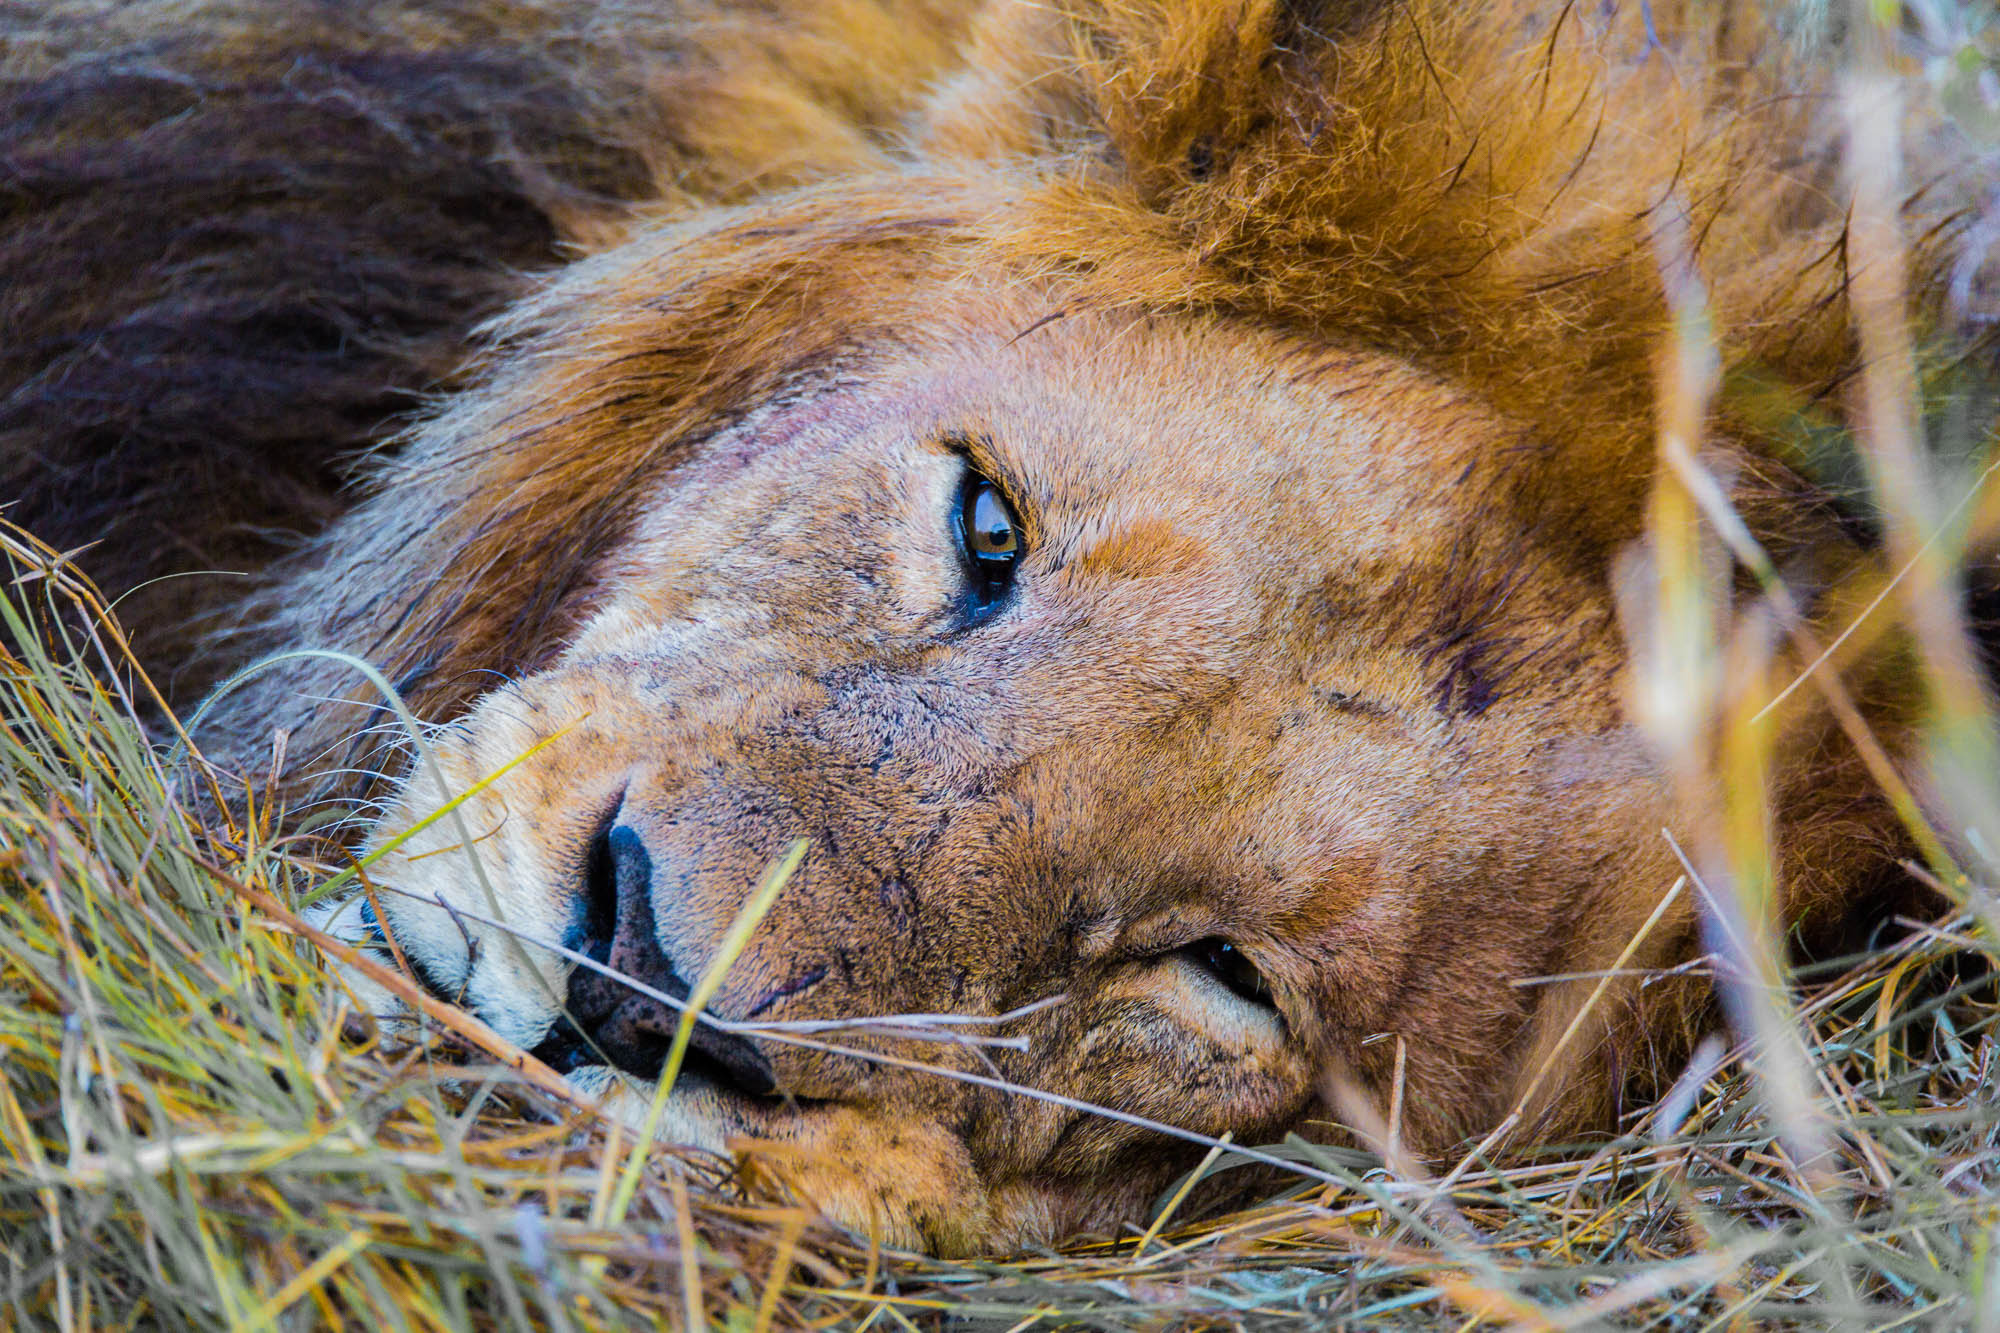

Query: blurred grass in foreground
[6,2,2000,1329]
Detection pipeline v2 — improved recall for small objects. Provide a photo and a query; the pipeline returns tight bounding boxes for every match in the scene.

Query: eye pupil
[1192,937,1275,1009]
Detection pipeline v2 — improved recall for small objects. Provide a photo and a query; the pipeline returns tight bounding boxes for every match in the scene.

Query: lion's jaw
[354,305,1677,1253]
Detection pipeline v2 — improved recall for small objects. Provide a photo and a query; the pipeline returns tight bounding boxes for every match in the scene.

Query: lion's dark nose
[529,819,779,1098]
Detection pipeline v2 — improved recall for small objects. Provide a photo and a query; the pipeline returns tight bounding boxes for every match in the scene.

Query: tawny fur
[5,0,1989,1254]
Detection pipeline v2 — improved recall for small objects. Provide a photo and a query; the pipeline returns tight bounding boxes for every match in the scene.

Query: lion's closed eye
[1165,937,1287,1041]
[1183,937,1276,1010]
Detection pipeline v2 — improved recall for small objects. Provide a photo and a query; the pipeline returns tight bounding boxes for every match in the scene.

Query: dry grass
[5,3,2000,1329]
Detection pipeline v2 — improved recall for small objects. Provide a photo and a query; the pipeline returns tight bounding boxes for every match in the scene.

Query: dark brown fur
[1,0,970,678]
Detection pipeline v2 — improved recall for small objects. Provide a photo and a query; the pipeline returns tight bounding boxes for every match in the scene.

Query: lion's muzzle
[528,815,781,1100]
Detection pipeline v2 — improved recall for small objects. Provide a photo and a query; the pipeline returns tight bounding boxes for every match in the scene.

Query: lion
[6,0,1990,1254]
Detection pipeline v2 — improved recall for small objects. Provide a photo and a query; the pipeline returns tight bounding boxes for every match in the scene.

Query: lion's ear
[917,0,1336,181]
[914,1,1099,164]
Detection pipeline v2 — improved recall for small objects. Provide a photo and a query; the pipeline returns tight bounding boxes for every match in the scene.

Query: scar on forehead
[1070,519,1211,581]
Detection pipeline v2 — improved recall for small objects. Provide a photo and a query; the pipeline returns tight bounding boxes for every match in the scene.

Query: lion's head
[194,0,1956,1252]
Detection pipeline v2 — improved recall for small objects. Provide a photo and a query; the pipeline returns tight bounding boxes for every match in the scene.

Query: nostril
[577,812,622,967]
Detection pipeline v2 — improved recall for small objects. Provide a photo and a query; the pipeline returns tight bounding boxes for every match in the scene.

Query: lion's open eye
[957,470,1022,609]
[1186,937,1276,1010]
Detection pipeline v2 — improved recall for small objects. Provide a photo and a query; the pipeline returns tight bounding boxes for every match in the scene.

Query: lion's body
[6,0,1987,1252]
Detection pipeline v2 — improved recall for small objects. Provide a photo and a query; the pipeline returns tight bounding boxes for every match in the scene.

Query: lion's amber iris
[958,472,1022,610]
[964,478,1019,558]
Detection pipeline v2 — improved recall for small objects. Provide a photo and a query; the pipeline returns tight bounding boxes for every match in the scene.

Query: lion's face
[353,295,1683,1253]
